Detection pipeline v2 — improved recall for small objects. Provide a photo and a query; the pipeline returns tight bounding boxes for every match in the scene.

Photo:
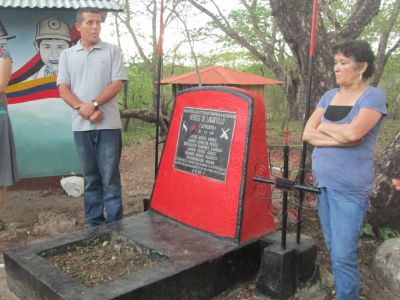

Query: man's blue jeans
[317,187,369,300]
[74,129,123,226]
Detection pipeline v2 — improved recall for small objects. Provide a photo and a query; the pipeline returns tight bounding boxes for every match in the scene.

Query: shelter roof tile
[161,66,283,86]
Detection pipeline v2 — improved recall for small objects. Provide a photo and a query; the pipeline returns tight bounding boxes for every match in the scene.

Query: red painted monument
[151,86,275,243]
[5,86,317,300]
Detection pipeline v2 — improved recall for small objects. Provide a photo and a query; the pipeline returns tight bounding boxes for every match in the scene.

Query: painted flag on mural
[5,76,59,105]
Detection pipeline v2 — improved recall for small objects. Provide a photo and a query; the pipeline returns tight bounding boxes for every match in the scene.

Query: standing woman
[0,46,18,231]
[303,40,387,300]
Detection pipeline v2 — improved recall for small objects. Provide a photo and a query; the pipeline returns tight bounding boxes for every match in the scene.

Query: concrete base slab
[4,212,271,300]
[255,243,296,299]
[255,232,319,299]
[0,266,18,300]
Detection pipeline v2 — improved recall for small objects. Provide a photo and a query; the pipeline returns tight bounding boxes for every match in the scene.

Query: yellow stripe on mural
[5,76,57,93]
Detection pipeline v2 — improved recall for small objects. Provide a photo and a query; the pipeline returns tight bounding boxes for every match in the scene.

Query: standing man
[57,8,127,227]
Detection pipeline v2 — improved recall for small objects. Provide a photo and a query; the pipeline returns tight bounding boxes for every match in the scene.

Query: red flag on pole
[309,0,319,57]
[157,0,164,57]
[155,0,165,178]
[297,0,319,244]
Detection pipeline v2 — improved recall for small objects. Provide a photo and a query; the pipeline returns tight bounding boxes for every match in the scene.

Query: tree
[367,130,400,230]
[171,2,204,85]
[187,0,299,116]
[376,55,400,120]
[269,0,381,118]
[113,0,158,108]
[187,1,400,119]
[111,0,180,130]
[363,0,400,86]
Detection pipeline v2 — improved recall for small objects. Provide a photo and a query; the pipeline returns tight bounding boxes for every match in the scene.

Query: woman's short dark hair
[334,40,375,79]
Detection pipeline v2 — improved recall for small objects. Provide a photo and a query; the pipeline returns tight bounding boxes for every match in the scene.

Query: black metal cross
[253,129,319,250]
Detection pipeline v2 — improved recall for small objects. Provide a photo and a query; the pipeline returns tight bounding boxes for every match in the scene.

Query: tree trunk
[270,0,380,118]
[366,130,400,230]
[370,0,400,86]
[122,81,130,132]
[120,108,169,134]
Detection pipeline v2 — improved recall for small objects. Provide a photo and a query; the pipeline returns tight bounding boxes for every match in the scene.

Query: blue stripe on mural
[6,82,57,98]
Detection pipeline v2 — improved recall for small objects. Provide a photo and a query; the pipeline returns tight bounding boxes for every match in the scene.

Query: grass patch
[121,117,398,151]
[377,119,398,147]
[266,119,303,146]
[122,119,155,146]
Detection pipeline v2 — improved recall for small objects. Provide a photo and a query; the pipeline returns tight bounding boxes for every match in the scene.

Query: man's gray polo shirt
[57,40,127,131]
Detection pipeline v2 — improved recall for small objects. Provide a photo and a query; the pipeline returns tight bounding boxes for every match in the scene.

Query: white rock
[60,176,84,197]
[373,238,400,296]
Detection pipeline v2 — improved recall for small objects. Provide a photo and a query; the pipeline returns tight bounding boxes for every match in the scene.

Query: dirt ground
[0,141,154,300]
[0,140,394,300]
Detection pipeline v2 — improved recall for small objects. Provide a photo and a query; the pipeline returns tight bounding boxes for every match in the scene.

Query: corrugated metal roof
[161,66,284,86]
[0,0,122,11]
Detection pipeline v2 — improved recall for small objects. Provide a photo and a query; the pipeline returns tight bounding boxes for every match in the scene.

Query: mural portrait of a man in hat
[0,20,16,49]
[31,17,71,79]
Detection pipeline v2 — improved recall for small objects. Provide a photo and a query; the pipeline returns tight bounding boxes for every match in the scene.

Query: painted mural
[0,10,81,178]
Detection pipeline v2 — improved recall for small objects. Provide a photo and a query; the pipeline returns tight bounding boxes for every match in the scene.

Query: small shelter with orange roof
[161,65,283,99]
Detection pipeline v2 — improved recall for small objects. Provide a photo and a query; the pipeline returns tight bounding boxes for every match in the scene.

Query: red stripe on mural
[10,54,42,81]
[8,89,60,105]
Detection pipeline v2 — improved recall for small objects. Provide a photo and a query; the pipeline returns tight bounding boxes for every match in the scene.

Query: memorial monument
[4,87,316,299]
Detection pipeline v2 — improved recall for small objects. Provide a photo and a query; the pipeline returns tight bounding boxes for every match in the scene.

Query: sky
[100,2,233,64]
